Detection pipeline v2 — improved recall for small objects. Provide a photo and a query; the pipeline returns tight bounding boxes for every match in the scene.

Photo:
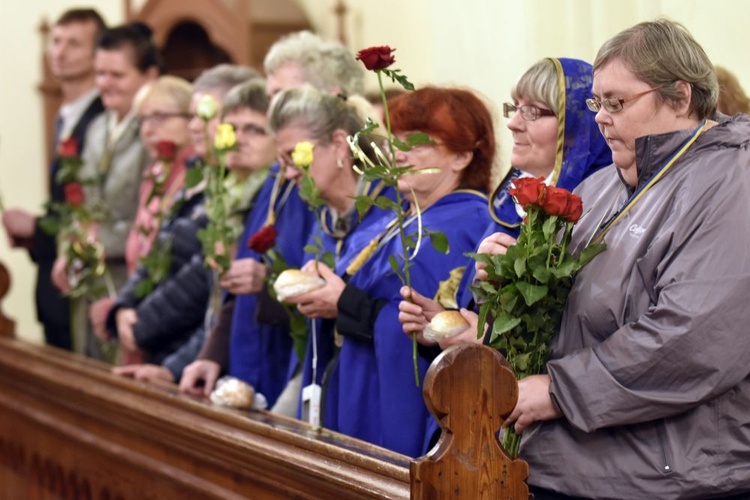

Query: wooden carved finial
[411,344,529,499]
[334,0,347,45]
[0,261,15,338]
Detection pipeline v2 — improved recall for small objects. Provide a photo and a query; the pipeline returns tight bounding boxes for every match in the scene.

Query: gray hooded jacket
[523,114,750,499]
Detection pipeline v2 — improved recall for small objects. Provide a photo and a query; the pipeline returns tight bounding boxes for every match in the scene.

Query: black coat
[106,190,211,365]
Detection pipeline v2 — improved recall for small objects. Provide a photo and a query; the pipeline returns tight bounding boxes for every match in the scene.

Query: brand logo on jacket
[629,224,646,238]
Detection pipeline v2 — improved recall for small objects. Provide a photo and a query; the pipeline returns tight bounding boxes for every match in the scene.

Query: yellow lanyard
[592,120,706,245]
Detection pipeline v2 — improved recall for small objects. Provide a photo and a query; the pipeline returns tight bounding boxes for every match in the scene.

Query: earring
[337,158,344,169]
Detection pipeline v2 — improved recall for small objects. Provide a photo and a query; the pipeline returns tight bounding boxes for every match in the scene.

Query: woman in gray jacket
[505,19,750,500]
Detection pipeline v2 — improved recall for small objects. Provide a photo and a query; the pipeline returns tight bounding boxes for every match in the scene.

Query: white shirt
[58,87,100,142]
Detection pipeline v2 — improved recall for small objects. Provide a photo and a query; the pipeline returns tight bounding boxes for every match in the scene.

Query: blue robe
[297,182,397,426]
[330,190,492,457]
[228,164,316,407]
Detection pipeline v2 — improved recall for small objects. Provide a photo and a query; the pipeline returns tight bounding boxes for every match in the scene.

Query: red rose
[156,140,177,162]
[64,182,85,206]
[356,46,396,71]
[564,194,583,223]
[248,225,278,254]
[538,186,583,223]
[58,137,79,159]
[510,177,545,207]
[538,186,568,217]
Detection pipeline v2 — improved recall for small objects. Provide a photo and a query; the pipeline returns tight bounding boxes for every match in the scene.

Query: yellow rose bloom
[214,123,236,150]
[291,141,315,168]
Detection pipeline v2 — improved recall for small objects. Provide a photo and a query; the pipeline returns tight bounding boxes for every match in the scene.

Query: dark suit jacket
[31,95,105,343]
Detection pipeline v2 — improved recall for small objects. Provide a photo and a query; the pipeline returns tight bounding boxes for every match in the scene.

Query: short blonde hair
[593,18,718,119]
[134,75,192,113]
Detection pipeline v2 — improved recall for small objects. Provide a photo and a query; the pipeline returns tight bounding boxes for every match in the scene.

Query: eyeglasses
[228,123,268,137]
[136,112,190,126]
[503,102,555,122]
[585,85,666,113]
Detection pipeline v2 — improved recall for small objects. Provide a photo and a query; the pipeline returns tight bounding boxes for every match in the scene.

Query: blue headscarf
[489,57,612,228]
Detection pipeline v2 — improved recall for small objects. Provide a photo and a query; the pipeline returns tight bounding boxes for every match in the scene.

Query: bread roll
[273,269,326,302]
[210,377,255,409]
[423,310,470,342]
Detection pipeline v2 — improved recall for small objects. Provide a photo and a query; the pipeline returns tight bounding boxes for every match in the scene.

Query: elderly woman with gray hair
[503,19,750,500]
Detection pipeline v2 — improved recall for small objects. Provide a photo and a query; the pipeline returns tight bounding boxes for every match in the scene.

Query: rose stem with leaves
[375,69,420,387]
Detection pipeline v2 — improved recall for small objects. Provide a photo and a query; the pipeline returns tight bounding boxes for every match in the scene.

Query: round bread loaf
[423,310,470,342]
[273,269,326,302]
[210,377,255,409]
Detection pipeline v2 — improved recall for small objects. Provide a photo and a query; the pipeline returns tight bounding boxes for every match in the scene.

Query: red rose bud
[64,182,85,206]
[156,140,178,161]
[356,46,396,70]
[510,177,545,207]
[58,137,79,158]
[248,225,278,254]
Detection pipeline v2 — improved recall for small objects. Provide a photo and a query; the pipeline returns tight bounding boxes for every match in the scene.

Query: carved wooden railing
[413,344,529,498]
[0,261,529,498]
[0,261,14,338]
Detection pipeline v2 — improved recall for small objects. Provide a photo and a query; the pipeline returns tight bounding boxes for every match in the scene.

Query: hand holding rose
[475,232,517,281]
[219,257,268,295]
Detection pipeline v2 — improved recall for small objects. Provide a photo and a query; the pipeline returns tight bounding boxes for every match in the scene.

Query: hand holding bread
[273,269,326,302]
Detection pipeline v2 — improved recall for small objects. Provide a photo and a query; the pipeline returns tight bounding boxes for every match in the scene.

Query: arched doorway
[161,21,232,81]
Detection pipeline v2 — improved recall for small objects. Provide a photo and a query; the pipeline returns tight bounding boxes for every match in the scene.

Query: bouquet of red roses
[471,176,605,457]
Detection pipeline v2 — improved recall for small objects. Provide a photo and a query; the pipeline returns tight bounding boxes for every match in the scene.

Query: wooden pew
[0,337,411,498]
[0,260,529,498]
[0,339,529,499]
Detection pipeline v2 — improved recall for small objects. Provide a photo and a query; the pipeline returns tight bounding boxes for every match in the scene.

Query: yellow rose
[214,123,236,150]
[196,94,219,121]
[291,141,315,168]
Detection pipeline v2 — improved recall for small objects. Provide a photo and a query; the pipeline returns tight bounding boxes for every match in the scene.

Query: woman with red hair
[288,86,495,456]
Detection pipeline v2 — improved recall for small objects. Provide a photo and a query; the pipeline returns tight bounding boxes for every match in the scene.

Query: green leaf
[215,254,231,271]
[184,167,204,188]
[321,251,335,269]
[383,68,415,91]
[477,302,490,340]
[577,242,607,268]
[38,217,60,236]
[516,281,548,307]
[479,280,498,294]
[493,311,522,335]
[388,254,402,278]
[405,132,434,147]
[359,118,379,136]
[354,195,374,217]
[513,255,527,278]
[532,266,551,284]
[550,259,577,279]
[514,352,531,372]
[427,230,449,254]
[134,280,153,298]
[374,196,398,211]
[303,244,318,255]
[391,135,411,151]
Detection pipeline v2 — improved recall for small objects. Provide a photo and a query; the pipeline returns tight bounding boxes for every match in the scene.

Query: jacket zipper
[655,419,673,474]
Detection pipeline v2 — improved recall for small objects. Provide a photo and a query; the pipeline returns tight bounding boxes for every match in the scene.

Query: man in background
[2,8,107,350]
